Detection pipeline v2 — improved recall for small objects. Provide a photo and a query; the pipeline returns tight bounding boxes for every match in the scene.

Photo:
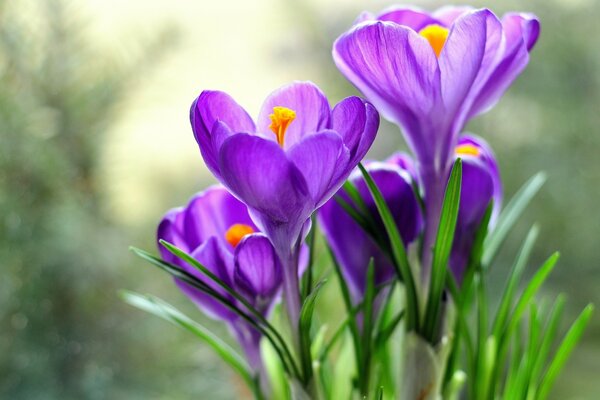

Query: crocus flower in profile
[190,81,379,326]
[157,185,283,376]
[333,5,538,269]
[451,135,502,279]
[319,155,423,304]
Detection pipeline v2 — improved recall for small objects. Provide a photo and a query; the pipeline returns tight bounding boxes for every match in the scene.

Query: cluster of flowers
[127,5,588,399]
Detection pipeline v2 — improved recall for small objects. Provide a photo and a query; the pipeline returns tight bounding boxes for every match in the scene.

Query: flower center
[456,143,481,157]
[225,223,255,248]
[269,106,296,147]
[419,24,449,58]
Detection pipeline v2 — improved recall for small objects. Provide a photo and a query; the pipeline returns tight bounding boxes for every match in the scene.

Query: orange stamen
[224,224,255,248]
[269,106,296,147]
[419,24,449,58]
[456,143,481,157]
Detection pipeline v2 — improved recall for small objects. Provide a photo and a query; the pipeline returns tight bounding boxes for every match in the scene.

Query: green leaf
[129,246,300,377]
[536,304,594,400]
[299,279,327,383]
[375,311,405,348]
[527,295,566,399]
[326,243,362,375]
[359,259,376,396]
[483,172,546,267]
[491,225,539,339]
[301,215,317,301]
[376,386,384,400]
[423,159,462,343]
[358,163,419,331]
[121,291,255,389]
[505,252,560,339]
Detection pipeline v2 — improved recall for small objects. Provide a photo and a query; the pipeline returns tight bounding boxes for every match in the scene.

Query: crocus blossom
[190,81,379,325]
[333,6,538,269]
[157,185,283,373]
[319,155,423,303]
[451,134,502,279]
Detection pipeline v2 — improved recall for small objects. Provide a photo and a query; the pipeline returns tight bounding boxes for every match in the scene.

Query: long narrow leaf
[358,163,419,331]
[483,172,546,267]
[121,291,254,388]
[423,159,462,343]
[536,304,594,400]
[492,225,540,338]
[299,279,327,383]
[157,241,299,375]
[129,246,299,376]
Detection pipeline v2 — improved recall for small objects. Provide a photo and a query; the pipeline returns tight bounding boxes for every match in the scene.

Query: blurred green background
[1,0,598,398]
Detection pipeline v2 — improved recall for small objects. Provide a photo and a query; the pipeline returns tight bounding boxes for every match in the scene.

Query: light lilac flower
[319,154,423,303]
[190,81,379,326]
[333,6,538,269]
[157,185,283,374]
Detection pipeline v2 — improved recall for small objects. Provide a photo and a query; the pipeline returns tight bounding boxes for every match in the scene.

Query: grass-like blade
[299,279,327,384]
[423,159,462,343]
[157,240,299,375]
[483,172,546,267]
[526,295,566,399]
[301,215,317,301]
[536,304,594,400]
[374,310,405,348]
[359,259,376,396]
[358,163,419,331]
[326,243,363,385]
[505,252,560,338]
[121,291,255,389]
[129,246,300,377]
[491,225,539,338]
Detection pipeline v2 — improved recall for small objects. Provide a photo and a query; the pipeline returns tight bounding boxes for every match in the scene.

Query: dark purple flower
[190,81,379,325]
[319,154,423,303]
[451,135,502,279]
[333,6,537,270]
[157,185,283,372]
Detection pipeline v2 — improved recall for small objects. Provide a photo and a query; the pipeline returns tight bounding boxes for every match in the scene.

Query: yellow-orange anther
[269,106,296,147]
[456,144,481,157]
[419,24,449,58]
[225,224,255,248]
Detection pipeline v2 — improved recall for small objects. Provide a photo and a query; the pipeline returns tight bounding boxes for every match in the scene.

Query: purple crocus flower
[319,155,423,304]
[451,135,502,279]
[333,5,538,270]
[190,81,379,327]
[157,185,283,376]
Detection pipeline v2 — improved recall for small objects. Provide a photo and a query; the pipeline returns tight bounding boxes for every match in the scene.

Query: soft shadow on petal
[288,130,349,207]
[190,91,256,176]
[333,21,440,128]
[433,5,474,26]
[218,134,311,224]
[377,6,443,31]
[256,81,330,149]
[458,135,502,223]
[450,153,494,279]
[439,9,494,118]
[331,97,379,166]
[157,207,187,265]
[466,13,539,118]
[175,237,237,321]
[182,186,257,251]
[319,164,422,300]
[234,233,282,306]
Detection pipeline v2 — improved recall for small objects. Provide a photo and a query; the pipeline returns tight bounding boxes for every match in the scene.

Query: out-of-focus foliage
[0,1,212,398]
